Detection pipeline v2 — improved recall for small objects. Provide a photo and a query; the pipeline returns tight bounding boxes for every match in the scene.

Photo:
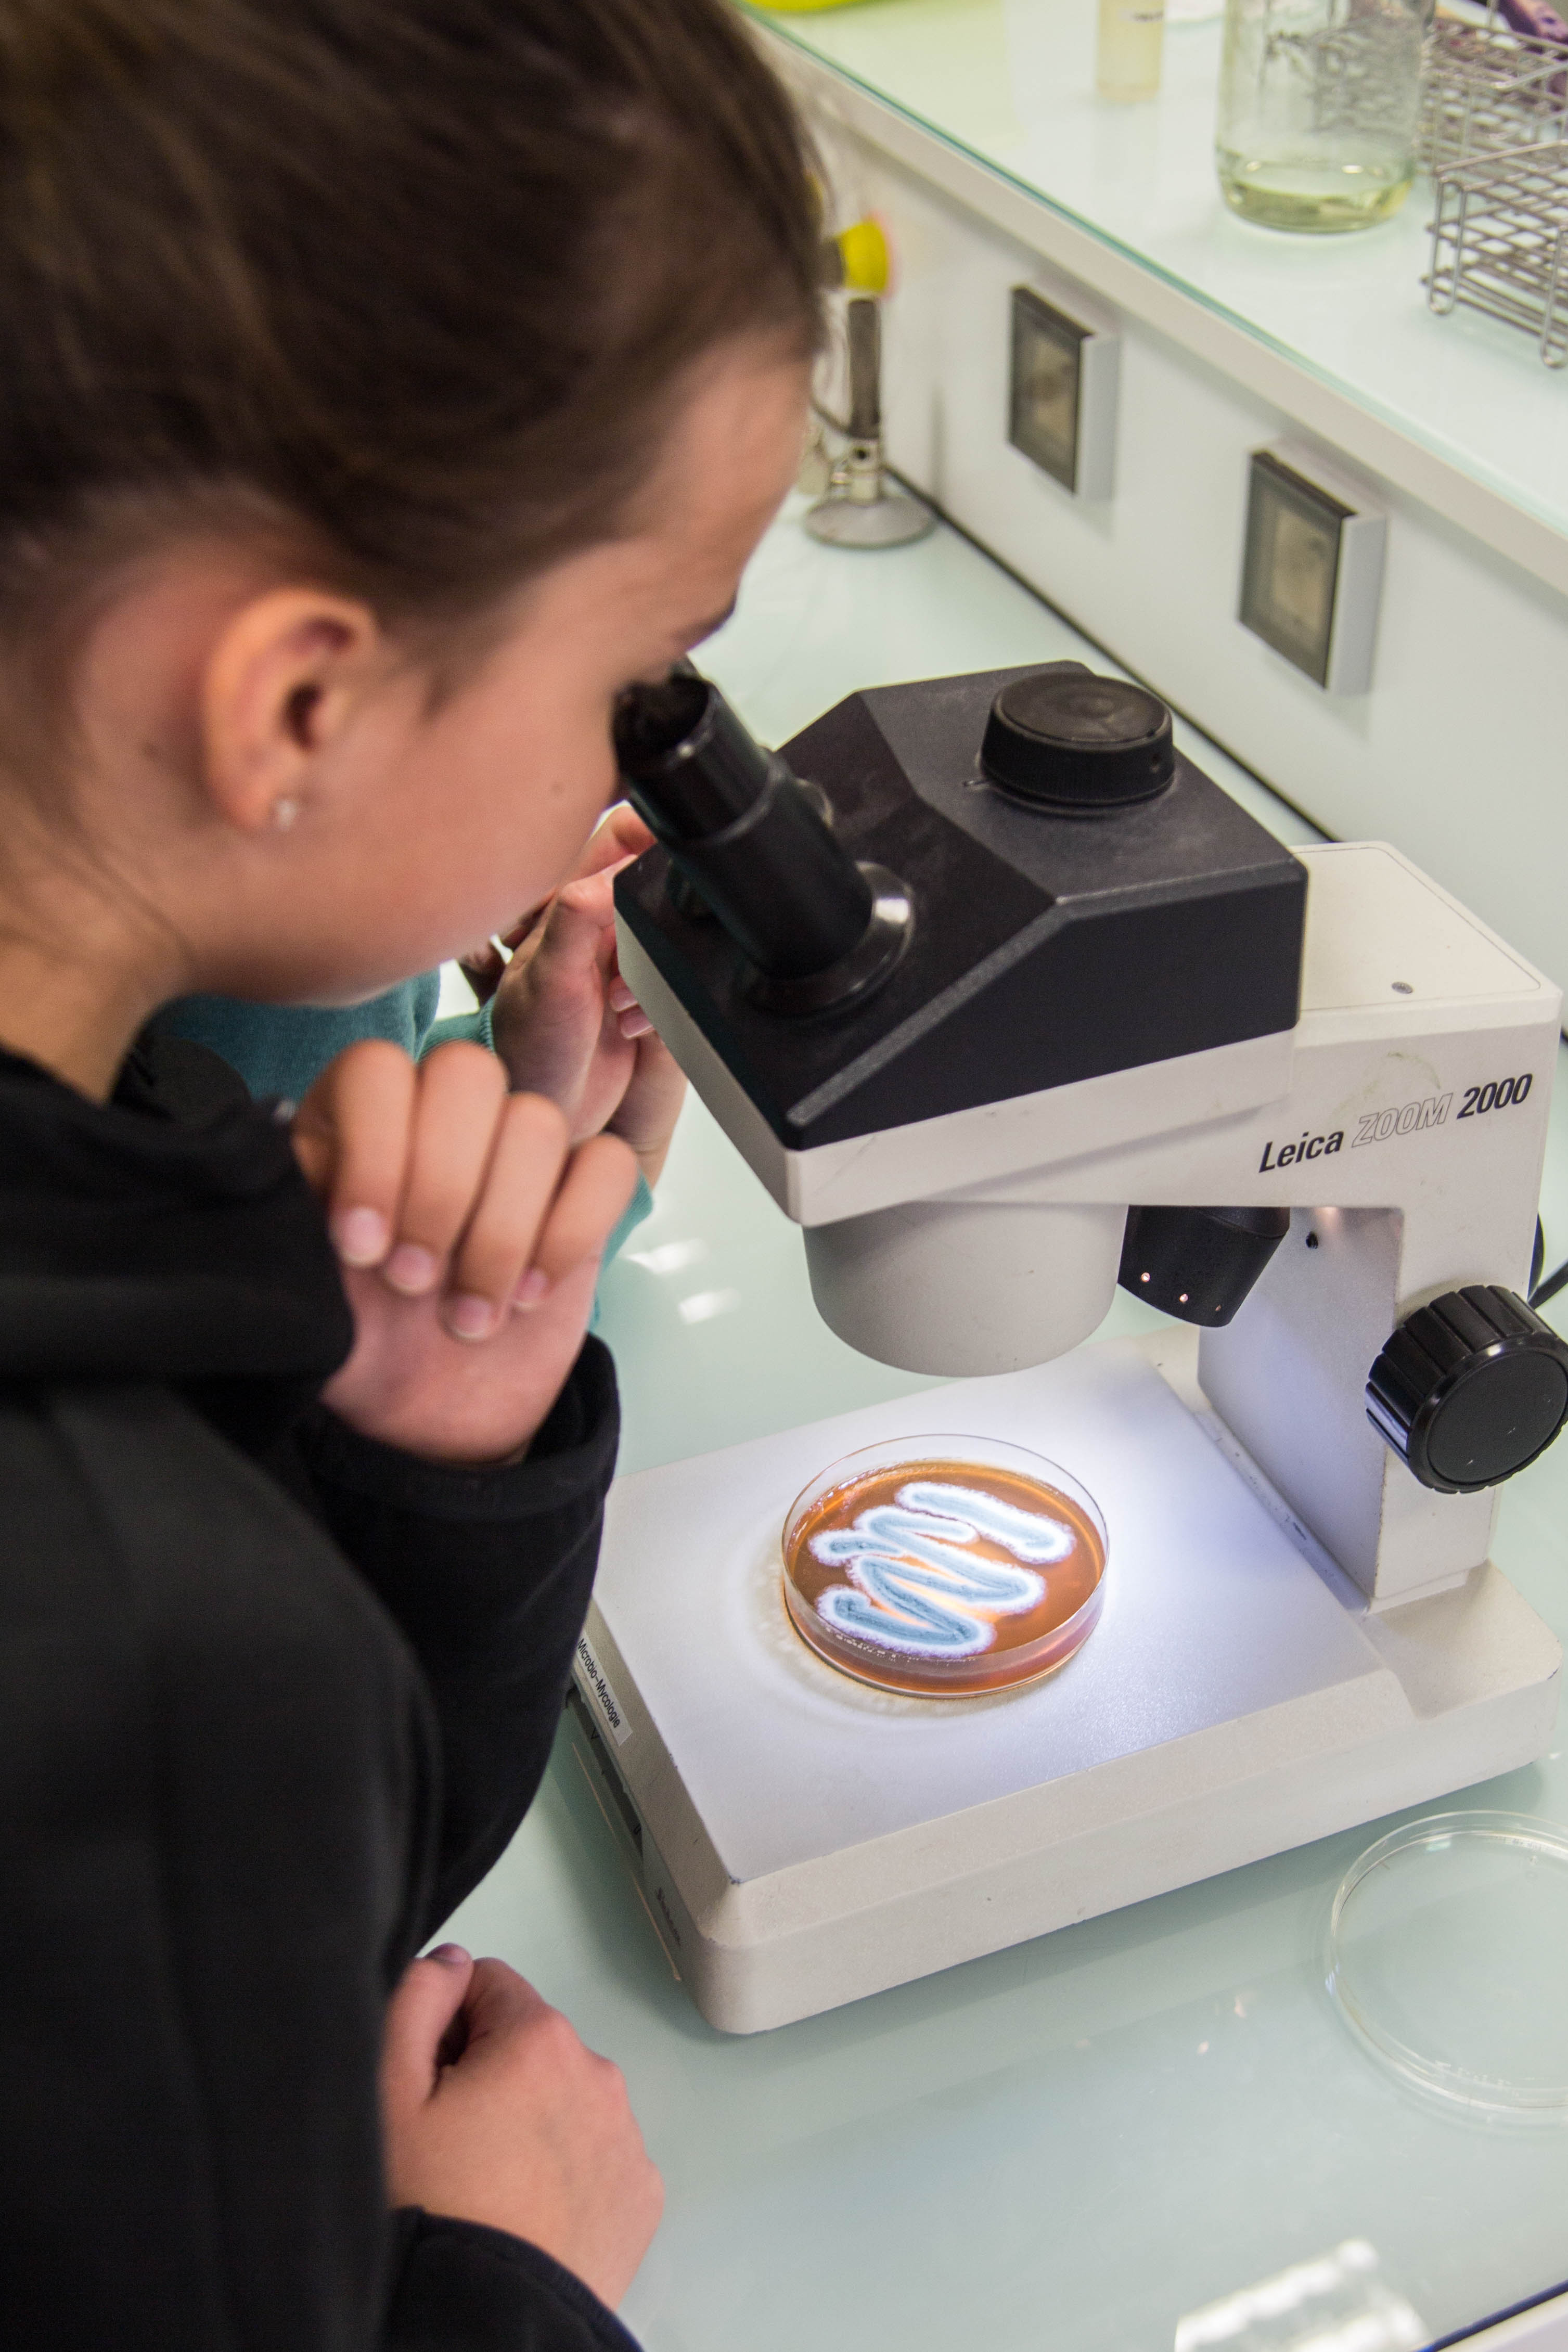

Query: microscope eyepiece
[613,669,772,843]
[612,668,710,777]
[613,669,910,1012]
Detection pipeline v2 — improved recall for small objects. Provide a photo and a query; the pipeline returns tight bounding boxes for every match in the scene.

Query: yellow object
[767,2,871,11]
[1096,0,1165,99]
[833,216,890,295]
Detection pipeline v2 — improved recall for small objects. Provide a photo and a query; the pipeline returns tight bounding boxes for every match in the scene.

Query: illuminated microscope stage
[570,1334,1559,2034]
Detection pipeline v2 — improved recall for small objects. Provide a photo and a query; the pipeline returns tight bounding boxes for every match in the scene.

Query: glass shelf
[754,0,1568,565]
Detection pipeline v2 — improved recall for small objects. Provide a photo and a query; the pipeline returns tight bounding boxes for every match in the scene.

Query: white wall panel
[815,128,1568,995]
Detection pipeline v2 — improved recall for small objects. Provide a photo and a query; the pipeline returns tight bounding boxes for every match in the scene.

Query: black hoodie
[0,1034,641,2352]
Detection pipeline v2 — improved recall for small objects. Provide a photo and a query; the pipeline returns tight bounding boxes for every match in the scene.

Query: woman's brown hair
[0,0,821,657]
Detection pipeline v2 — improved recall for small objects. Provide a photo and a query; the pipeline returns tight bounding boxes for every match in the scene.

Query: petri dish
[781,1433,1107,1699]
[1326,1811,1568,2119]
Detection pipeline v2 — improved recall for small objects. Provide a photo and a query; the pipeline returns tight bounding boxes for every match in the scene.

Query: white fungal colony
[808,1480,1075,1658]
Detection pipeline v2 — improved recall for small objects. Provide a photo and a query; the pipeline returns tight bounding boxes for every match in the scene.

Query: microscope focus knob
[980,670,1175,811]
[1366,1286,1568,1494]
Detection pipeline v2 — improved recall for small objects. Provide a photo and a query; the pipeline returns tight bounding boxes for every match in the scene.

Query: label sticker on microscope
[574,1633,633,1747]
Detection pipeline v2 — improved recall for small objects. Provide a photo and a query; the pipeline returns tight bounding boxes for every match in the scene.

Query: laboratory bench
[742,0,1568,1009]
[445,498,1568,2352]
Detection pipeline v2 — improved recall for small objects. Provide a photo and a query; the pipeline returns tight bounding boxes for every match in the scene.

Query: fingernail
[384,1243,439,1295]
[335,1206,388,1267]
[428,1942,470,1968]
[512,1267,550,1310]
[608,980,636,1011]
[620,1009,653,1039]
[444,1292,498,1341]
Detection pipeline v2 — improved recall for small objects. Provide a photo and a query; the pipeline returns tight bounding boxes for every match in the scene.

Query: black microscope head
[613,661,1306,1155]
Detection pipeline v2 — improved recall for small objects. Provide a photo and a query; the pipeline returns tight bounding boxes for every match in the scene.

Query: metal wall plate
[1008,284,1119,500]
[1240,445,1386,695]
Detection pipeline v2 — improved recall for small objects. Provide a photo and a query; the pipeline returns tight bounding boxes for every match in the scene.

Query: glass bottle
[1216,0,1431,232]
[1098,0,1167,100]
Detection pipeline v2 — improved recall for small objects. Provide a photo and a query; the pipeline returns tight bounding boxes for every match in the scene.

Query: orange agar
[782,1437,1107,1699]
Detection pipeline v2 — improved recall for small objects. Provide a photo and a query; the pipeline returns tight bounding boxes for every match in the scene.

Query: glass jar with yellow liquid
[1216,0,1431,233]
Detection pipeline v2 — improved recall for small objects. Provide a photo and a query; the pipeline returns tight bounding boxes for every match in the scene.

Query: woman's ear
[200,587,382,834]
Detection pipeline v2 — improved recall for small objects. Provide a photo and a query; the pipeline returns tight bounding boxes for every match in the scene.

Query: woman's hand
[382,1946,663,2311]
[487,868,686,1187]
[292,1039,636,1462]
[457,801,653,1006]
[460,802,687,1189]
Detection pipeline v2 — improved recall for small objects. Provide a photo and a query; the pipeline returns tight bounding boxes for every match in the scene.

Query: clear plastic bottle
[1097,0,1167,100]
[1216,0,1429,232]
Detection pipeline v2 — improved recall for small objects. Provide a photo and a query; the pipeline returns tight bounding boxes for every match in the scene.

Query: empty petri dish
[1326,1811,1568,2119]
[781,1433,1107,1699]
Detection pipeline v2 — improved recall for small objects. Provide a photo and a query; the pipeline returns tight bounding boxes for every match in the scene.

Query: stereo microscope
[569,660,1568,2032]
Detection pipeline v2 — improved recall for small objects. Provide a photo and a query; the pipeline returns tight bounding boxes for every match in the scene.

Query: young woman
[0,4,819,2347]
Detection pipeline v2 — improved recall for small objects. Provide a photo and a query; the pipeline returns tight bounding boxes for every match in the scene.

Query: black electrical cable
[1528,1215,1568,1311]
[1533,1257,1568,1312]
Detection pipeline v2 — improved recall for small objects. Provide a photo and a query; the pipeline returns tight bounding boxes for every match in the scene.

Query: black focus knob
[1366,1286,1568,1494]
[980,670,1175,811]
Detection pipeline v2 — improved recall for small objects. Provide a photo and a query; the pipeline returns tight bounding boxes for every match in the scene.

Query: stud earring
[272,796,300,833]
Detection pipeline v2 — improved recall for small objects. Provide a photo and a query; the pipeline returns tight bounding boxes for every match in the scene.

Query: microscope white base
[570,1335,1561,2034]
